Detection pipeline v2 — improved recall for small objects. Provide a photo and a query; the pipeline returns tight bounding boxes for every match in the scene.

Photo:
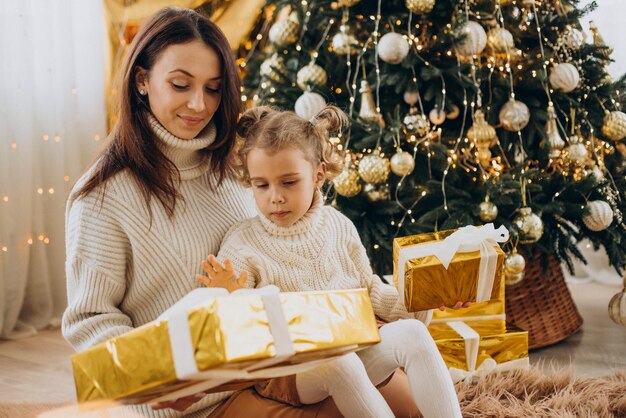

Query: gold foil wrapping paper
[393,229,504,312]
[72,289,380,404]
[428,320,528,371]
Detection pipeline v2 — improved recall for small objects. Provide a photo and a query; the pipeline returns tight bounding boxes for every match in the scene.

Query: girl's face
[135,40,222,140]
[247,147,326,228]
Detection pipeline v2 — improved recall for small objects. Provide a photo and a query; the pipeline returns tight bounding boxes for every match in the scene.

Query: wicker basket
[505,252,583,350]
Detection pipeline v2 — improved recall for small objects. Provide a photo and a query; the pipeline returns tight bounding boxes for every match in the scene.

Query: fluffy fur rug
[4,367,626,418]
[453,367,626,418]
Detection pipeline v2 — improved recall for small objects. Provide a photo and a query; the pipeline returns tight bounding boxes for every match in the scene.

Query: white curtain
[0,0,106,339]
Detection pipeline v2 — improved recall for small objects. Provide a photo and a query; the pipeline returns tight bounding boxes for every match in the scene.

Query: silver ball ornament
[390,151,415,176]
[332,30,357,55]
[260,54,285,81]
[403,110,431,136]
[455,21,487,58]
[563,142,588,166]
[549,63,580,93]
[513,207,544,244]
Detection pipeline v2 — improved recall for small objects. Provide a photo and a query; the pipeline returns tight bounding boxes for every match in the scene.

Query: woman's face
[135,40,222,140]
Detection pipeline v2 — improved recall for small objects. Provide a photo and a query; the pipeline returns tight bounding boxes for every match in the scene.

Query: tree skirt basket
[505,252,583,349]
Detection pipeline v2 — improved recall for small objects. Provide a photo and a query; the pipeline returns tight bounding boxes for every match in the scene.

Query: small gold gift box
[428,320,529,383]
[71,288,380,405]
[393,224,508,312]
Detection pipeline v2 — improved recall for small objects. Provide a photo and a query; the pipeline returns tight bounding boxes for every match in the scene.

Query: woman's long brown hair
[71,7,242,219]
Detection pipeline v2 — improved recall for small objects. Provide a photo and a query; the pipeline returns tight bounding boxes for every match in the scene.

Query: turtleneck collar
[258,189,325,237]
[147,113,216,180]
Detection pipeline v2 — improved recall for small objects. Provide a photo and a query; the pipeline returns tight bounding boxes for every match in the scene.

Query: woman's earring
[139,89,146,96]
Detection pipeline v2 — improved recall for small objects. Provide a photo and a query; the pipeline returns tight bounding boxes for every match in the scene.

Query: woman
[63,7,419,418]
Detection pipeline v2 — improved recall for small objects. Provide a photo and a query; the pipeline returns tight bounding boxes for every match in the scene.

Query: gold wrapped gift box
[428,319,529,381]
[393,227,505,312]
[72,289,380,405]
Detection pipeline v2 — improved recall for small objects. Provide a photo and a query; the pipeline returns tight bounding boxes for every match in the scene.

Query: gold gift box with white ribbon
[393,224,508,312]
[71,287,380,405]
[428,319,529,383]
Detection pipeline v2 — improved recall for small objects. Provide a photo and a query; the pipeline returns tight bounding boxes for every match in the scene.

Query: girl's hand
[438,301,472,311]
[196,255,247,292]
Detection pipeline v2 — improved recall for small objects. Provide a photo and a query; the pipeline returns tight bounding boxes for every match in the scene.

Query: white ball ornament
[378,32,410,64]
[294,92,326,120]
[332,30,357,55]
[499,99,530,131]
[455,21,487,58]
[260,54,285,81]
[582,200,613,231]
[549,63,580,93]
[296,63,328,90]
[562,26,584,50]
[268,18,299,47]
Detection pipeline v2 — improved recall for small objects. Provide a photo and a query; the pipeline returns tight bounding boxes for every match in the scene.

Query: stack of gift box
[393,224,529,383]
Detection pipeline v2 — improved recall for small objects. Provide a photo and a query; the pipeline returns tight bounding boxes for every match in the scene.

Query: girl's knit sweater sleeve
[343,216,432,325]
[62,195,134,352]
[216,220,262,289]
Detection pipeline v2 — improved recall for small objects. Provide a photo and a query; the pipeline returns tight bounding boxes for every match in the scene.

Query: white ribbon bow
[446,321,529,384]
[396,223,509,308]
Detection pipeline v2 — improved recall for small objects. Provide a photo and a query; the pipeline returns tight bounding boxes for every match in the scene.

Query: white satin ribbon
[158,285,295,381]
[396,224,509,308]
[446,321,529,384]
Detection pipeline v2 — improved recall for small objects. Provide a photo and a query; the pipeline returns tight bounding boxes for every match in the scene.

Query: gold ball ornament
[455,21,487,58]
[268,18,299,47]
[504,252,526,286]
[479,200,498,222]
[429,108,446,125]
[260,54,285,81]
[364,183,390,202]
[563,140,588,166]
[513,207,544,244]
[390,151,415,176]
[403,109,431,136]
[358,153,391,184]
[405,0,435,14]
[403,90,419,106]
[296,63,328,90]
[333,169,362,197]
[487,26,515,55]
[583,200,613,231]
[331,0,361,8]
[601,111,626,142]
[447,104,460,120]
[467,110,496,147]
[499,99,530,131]
[608,277,626,327]
[294,91,326,120]
[378,32,410,64]
[549,63,580,93]
[332,29,358,55]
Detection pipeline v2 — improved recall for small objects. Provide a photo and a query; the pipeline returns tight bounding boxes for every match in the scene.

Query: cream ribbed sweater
[218,192,432,324]
[62,116,256,418]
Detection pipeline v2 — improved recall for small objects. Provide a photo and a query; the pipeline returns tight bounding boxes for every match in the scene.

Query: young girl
[198,105,463,418]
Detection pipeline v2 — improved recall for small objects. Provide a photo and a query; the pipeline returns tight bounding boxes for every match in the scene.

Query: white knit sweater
[62,116,256,418]
[218,192,432,325]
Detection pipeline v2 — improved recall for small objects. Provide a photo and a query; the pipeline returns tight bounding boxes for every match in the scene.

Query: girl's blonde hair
[235,105,348,185]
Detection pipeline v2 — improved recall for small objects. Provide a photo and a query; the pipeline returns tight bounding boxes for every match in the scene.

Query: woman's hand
[438,301,472,311]
[196,255,247,292]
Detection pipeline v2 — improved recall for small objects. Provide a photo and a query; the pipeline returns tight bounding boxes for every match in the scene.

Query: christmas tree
[239,0,626,279]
